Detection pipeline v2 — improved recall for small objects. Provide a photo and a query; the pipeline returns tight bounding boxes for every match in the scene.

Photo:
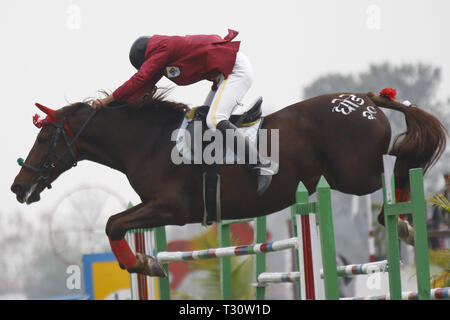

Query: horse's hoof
[127,253,167,277]
[398,220,415,246]
[404,223,415,246]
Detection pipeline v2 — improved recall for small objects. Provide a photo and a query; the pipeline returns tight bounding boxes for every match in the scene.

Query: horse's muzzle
[11,181,41,204]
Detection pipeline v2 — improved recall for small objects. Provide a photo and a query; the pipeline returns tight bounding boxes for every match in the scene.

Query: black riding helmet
[129,36,150,70]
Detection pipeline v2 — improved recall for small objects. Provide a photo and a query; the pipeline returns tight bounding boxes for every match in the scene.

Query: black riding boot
[216,120,279,196]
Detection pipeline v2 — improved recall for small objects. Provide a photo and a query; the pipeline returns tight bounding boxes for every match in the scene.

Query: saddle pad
[174,117,263,164]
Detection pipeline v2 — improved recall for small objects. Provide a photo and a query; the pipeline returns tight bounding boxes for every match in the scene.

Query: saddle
[185,96,263,127]
[180,97,264,226]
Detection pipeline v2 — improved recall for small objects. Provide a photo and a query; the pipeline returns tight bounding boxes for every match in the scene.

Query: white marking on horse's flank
[330,94,377,120]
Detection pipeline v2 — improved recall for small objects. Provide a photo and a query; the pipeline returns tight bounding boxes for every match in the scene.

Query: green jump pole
[290,206,302,300]
[219,216,267,300]
[409,169,431,300]
[382,168,431,300]
[382,173,402,300]
[154,226,171,300]
[316,177,339,300]
[254,216,267,300]
[218,221,232,300]
[294,176,339,300]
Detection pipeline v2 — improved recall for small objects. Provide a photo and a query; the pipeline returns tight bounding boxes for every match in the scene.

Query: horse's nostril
[11,183,23,194]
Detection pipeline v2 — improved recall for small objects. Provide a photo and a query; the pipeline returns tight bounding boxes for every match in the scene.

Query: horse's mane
[137,87,188,115]
[58,87,188,119]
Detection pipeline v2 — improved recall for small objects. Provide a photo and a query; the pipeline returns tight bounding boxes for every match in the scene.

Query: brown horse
[11,90,447,276]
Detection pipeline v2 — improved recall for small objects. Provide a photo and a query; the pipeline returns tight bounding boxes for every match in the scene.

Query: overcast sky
[1,0,449,217]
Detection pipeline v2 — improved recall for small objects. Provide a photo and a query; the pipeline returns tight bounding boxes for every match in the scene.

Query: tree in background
[304,63,441,106]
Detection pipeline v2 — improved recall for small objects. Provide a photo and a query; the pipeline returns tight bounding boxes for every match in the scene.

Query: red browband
[33,103,81,155]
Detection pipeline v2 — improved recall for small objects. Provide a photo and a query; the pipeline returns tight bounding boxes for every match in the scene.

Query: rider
[91,29,278,195]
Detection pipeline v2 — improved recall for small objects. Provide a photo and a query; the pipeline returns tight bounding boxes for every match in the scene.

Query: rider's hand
[91,95,115,110]
[91,99,105,110]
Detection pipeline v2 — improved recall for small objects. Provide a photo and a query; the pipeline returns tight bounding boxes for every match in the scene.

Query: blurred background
[0,0,449,299]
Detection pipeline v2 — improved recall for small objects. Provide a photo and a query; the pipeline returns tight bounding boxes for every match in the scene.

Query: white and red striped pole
[296,214,325,300]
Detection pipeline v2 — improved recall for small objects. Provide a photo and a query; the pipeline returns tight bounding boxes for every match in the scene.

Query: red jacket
[113,29,240,102]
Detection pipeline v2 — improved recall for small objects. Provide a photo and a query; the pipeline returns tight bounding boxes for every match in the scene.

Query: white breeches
[205,51,254,130]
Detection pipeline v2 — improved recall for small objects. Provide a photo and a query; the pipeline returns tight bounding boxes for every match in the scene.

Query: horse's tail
[367,91,448,190]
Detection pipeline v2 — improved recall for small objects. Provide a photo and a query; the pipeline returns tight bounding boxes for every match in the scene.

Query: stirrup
[256,175,272,196]
[252,158,279,176]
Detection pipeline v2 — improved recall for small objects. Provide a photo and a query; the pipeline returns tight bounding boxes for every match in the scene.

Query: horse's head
[11,102,85,204]
[11,90,187,204]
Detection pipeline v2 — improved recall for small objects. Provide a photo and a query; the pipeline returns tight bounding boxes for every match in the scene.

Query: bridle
[18,108,99,189]
[17,94,150,190]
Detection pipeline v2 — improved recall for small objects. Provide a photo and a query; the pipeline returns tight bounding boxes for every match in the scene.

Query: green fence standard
[291,168,432,300]
[291,176,340,300]
[129,216,268,300]
[126,167,438,300]
[218,217,267,300]
[381,168,431,300]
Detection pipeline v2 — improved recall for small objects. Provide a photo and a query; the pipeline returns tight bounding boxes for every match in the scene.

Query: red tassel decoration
[379,88,397,100]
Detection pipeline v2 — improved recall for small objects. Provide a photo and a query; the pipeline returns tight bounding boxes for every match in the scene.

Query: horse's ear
[35,103,57,118]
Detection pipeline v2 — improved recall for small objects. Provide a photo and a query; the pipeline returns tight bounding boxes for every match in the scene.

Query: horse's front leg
[105,199,189,277]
